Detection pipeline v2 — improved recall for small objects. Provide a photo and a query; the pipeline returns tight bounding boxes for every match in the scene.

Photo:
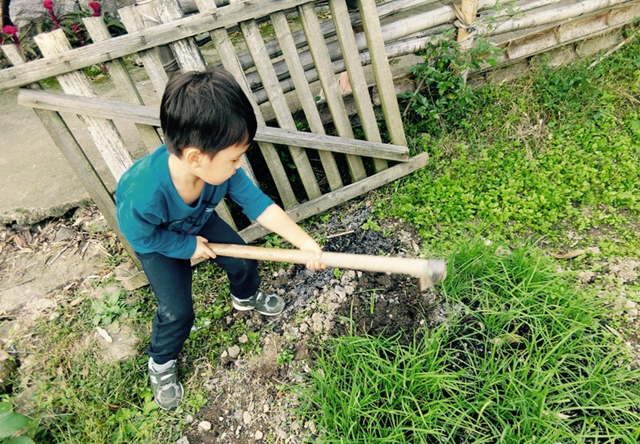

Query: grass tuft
[298,241,640,443]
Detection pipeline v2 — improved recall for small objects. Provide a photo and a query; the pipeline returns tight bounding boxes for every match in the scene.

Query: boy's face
[198,142,249,185]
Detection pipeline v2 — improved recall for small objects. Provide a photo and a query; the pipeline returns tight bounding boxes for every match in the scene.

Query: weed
[399,31,502,137]
[277,349,294,366]
[90,291,131,327]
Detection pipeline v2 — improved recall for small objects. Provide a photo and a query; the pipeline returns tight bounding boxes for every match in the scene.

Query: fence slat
[233,3,322,201]
[270,12,343,192]
[194,0,299,209]
[239,152,430,243]
[118,5,170,98]
[1,44,140,267]
[154,0,207,72]
[83,16,163,152]
[17,89,410,161]
[299,2,367,183]
[331,0,388,173]
[0,0,321,90]
[34,29,134,181]
[358,0,407,147]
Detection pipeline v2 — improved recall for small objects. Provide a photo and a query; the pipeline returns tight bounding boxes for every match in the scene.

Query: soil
[0,198,639,444]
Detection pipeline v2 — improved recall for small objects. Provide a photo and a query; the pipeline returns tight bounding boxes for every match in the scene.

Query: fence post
[456,0,478,83]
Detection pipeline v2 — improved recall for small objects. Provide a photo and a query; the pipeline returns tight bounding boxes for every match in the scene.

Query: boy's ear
[183,147,203,166]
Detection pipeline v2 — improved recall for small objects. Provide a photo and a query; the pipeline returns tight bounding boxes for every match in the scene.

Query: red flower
[2,25,20,46]
[43,0,60,28]
[88,1,101,17]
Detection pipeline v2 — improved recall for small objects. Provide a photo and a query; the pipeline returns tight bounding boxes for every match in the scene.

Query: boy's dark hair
[160,66,257,158]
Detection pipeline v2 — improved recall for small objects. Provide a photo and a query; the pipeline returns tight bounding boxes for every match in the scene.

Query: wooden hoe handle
[208,243,447,289]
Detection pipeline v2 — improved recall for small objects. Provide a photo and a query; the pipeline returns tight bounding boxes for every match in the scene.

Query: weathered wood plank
[233,1,321,201]
[17,88,410,161]
[34,29,134,181]
[0,0,316,90]
[154,0,207,72]
[299,2,367,182]
[1,44,140,268]
[330,0,387,173]
[83,16,163,152]
[239,152,430,243]
[358,0,407,147]
[118,5,169,98]
[270,11,343,191]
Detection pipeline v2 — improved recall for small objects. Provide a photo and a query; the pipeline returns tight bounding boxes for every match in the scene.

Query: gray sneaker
[149,361,183,410]
[231,289,285,316]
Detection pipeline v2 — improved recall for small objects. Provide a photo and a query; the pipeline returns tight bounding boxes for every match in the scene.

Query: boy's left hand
[299,239,326,270]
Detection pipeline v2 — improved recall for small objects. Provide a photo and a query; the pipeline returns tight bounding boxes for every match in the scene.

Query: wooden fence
[0,0,639,259]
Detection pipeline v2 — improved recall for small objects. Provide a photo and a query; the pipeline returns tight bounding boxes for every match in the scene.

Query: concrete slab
[0,87,91,225]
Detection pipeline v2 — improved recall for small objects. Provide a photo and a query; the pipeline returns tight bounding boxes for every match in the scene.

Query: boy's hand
[299,239,326,270]
[191,236,217,260]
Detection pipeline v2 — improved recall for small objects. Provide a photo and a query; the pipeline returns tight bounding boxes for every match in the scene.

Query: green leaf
[6,437,36,444]
[628,120,640,135]
[0,402,11,414]
[142,400,158,416]
[0,411,32,439]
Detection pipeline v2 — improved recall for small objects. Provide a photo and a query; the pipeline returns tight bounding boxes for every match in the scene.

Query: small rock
[238,334,249,344]
[175,437,190,444]
[255,430,263,440]
[263,403,269,413]
[243,411,252,425]
[198,421,212,431]
[185,414,194,423]
[228,345,241,359]
[54,226,76,242]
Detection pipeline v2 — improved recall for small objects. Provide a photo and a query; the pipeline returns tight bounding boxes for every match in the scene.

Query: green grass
[387,35,640,254]
[298,242,640,443]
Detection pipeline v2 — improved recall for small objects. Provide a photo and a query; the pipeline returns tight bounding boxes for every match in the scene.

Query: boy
[116,66,324,410]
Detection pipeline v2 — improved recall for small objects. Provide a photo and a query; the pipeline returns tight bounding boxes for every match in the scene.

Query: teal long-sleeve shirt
[115,145,273,259]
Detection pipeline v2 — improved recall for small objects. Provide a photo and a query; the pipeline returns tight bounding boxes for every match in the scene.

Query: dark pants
[137,214,260,365]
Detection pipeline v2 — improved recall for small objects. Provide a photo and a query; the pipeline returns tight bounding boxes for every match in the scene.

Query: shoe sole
[232,301,283,316]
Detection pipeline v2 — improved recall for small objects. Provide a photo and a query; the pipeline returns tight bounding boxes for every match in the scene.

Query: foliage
[298,242,640,443]
[0,401,36,444]
[399,30,502,137]
[383,36,640,253]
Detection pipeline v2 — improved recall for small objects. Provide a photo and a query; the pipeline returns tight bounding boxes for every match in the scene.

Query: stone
[254,430,263,440]
[53,226,76,243]
[198,421,212,431]
[175,437,190,444]
[228,345,241,359]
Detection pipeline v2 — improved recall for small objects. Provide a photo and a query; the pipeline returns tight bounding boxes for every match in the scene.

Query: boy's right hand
[191,236,217,260]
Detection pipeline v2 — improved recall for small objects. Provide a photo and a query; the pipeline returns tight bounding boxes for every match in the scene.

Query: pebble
[198,421,212,432]
[238,334,249,343]
[228,345,241,359]
[243,411,252,425]
[175,437,189,444]
[255,430,264,440]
